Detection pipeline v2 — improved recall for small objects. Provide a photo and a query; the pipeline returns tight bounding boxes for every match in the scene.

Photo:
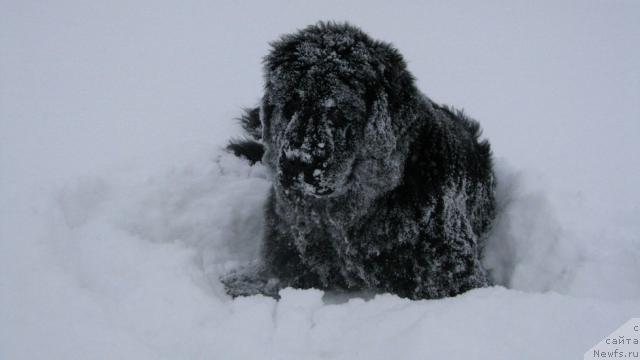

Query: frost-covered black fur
[222,22,496,300]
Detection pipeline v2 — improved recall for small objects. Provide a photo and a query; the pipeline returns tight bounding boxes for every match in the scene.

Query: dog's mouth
[277,148,355,198]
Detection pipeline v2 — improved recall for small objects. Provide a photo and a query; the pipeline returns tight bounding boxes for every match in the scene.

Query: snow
[1,1,639,359]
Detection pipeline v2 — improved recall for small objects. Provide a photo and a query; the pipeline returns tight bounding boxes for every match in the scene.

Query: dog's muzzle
[278,147,335,196]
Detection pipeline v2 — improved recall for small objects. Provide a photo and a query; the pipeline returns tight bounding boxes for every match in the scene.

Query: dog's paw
[220,265,282,298]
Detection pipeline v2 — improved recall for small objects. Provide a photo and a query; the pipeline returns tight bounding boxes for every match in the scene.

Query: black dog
[224,22,495,300]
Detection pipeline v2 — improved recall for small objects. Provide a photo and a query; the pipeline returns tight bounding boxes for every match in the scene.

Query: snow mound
[53,148,632,301]
[2,147,638,359]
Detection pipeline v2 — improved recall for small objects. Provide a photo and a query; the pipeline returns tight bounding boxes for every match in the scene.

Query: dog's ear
[364,93,397,159]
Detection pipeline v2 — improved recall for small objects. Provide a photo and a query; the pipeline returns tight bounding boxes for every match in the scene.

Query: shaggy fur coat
[224,22,495,300]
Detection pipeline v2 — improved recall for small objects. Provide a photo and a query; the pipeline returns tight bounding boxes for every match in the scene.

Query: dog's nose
[278,147,333,196]
[279,149,327,192]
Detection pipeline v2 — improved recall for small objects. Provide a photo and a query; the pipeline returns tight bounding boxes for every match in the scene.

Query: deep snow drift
[1,150,638,359]
[1,1,639,359]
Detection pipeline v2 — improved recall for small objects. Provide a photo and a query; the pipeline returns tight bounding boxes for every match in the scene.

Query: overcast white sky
[2,0,639,240]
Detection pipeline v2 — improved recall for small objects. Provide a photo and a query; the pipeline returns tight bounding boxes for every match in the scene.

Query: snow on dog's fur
[223,22,496,299]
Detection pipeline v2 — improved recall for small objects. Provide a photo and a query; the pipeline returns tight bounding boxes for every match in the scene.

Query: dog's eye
[283,96,301,120]
[326,107,348,127]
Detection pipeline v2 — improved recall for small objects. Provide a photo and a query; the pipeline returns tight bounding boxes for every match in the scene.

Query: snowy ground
[1,1,639,359]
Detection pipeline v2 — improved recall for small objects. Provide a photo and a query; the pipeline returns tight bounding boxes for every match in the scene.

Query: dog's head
[261,22,417,198]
